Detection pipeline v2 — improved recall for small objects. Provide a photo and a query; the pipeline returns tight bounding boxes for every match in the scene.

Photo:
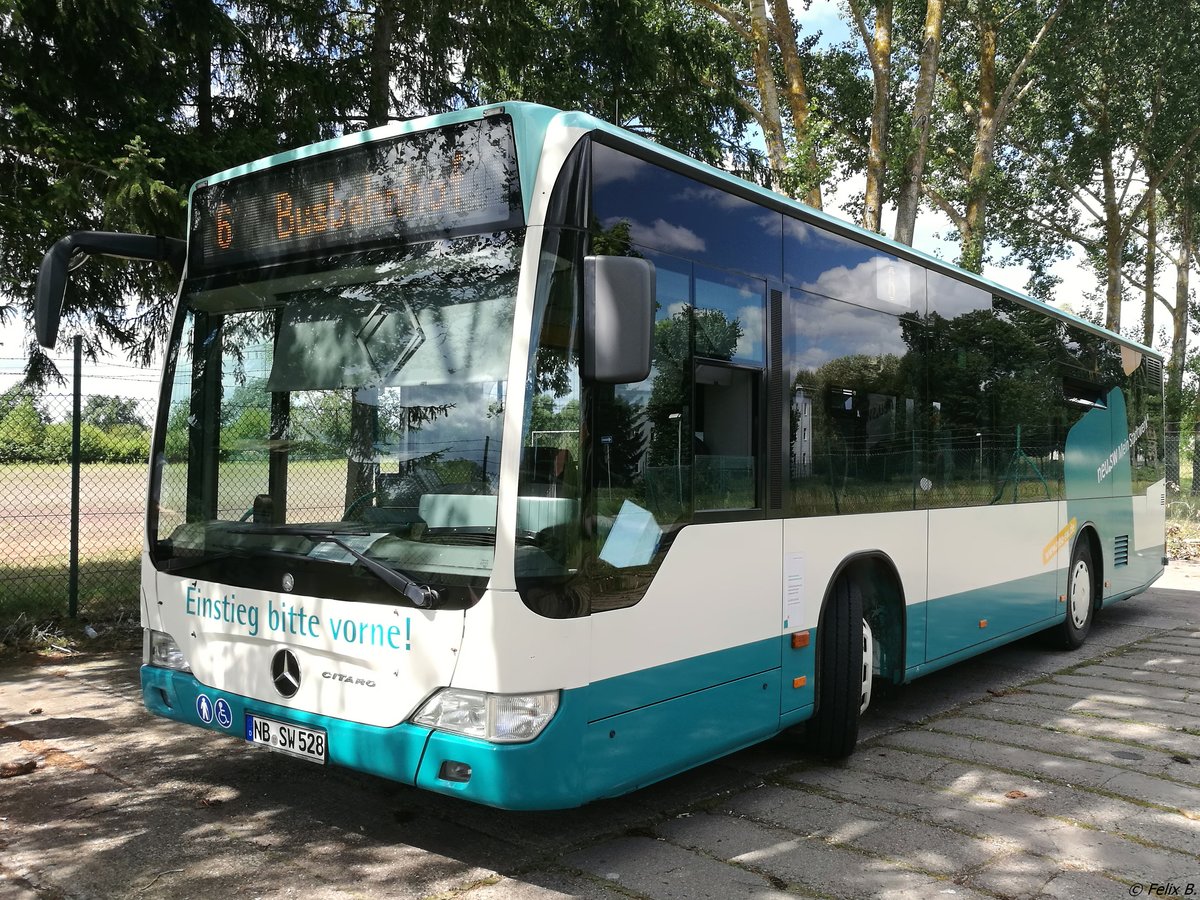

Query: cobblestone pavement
[1,568,1198,900]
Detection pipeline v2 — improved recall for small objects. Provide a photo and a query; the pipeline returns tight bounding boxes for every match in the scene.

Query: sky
[4,0,1154,406]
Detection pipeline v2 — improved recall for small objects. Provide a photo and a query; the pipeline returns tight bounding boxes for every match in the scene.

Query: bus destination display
[190,116,522,272]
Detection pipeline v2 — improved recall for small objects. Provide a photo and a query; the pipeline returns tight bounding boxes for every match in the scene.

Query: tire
[1058,539,1095,650]
[809,578,864,759]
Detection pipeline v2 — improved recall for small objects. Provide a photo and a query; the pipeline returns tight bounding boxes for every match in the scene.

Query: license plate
[245,714,327,764]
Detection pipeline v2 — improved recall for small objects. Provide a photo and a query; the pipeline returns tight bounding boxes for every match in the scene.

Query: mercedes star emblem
[282,573,294,592]
[270,649,301,698]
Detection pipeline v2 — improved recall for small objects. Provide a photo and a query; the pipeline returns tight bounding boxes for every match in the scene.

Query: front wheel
[809,579,866,759]
[1058,540,1095,649]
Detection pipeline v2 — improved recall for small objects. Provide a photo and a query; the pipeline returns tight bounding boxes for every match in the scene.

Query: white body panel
[783,510,929,629]
[927,502,1063,599]
[1134,479,1168,551]
[589,519,782,683]
[452,589,591,692]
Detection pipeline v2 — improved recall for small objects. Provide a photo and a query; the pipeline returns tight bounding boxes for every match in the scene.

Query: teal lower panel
[924,569,1060,662]
[780,631,816,715]
[141,667,431,784]
[1109,543,1165,602]
[581,669,781,802]
[585,637,780,722]
[416,660,785,810]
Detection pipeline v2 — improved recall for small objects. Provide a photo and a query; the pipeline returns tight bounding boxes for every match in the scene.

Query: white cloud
[628,218,706,254]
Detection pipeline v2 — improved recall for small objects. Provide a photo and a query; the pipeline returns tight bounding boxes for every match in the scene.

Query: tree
[921,0,1068,272]
[691,0,826,203]
[0,396,46,461]
[82,395,146,431]
[892,0,945,245]
[474,0,749,166]
[846,0,893,232]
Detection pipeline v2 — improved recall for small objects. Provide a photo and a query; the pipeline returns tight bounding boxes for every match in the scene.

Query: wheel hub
[1069,559,1091,628]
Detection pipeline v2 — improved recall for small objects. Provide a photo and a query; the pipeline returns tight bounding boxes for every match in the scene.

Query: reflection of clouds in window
[784,218,819,243]
[791,297,908,371]
[674,184,755,212]
[802,259,905,310]
[376,382,503,468]
[601,216,706,254]
[666,301,689,318]
[695,271,765,365]
[592,150,646,186]
[754,211,779,232]
[792,345,835,371]
[735,304,764,361]
[655,265,690,317]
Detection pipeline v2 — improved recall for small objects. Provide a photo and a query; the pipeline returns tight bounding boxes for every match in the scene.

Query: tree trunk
[368,1,394,128]
[347,1,395,510]
[1144,183,1157,346]
[196,3,213,138]
[959,18,997,274]
[770,0,822,208]
[1165,193,1191,490]
[894,0,943,245]
[1102,150,1123,331]
[862,0,892,233]
[750,0,788,179]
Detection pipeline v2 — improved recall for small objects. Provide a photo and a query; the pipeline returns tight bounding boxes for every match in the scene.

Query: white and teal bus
[36,102,1166,810]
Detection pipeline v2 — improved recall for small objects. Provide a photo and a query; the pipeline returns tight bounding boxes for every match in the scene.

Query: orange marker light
[791,631,810,649]
[979,619,988,629]
[793,676,807,689]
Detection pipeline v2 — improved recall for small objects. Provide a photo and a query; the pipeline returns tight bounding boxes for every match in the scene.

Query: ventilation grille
[767,288,784,511]
[1145,357,1163,390]
[1114,534,1130,567]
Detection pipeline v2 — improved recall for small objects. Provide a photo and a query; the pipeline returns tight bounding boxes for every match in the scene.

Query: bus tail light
[146,629,192,672]
[413,688,559,743]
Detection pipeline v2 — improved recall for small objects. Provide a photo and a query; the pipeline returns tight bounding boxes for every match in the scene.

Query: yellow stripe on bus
[1043,518,1078,565]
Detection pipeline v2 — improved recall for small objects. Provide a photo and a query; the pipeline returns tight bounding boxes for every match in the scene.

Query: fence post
[69,335,81,617]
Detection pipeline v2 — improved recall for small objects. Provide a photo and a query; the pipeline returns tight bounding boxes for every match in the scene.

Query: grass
[0,553,140,622]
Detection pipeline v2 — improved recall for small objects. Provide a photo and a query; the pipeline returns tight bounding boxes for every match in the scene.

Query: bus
[35,102,1166,810]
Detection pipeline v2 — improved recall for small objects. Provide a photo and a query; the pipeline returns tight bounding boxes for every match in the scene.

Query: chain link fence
[0,385,156,627]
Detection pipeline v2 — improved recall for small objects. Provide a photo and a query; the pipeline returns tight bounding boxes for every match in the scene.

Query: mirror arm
[36,231,186,350]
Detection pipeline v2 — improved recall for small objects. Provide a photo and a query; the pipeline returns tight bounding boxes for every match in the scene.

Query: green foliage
[0,398,46,462]
[82,395,145,430]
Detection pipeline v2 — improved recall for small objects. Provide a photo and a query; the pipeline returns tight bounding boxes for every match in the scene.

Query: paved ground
[2,566,1199,900]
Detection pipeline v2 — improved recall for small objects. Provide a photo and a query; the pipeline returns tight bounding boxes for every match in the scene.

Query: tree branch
[846,0,876,67]
[921,183,967,231]
[995,0,1068,128]
[690,0,753,43]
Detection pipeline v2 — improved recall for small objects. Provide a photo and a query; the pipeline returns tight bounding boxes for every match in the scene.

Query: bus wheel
[1059,541,1095,650]
[809,578,865,759]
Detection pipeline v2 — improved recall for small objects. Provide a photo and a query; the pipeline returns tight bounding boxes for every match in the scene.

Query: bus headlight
[413,688,559,743]
[147,629,191,672]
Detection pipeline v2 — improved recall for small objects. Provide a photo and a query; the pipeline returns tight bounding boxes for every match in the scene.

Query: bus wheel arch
[809,553,907,758]
[823,553,907,686]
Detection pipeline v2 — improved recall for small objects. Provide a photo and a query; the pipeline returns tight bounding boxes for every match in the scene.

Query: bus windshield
[150,231,521,606]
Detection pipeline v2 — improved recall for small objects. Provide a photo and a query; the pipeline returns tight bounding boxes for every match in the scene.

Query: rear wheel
[1058,540,1095,649]
[809,578,865,758]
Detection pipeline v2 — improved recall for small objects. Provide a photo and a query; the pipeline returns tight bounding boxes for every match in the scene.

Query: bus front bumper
[140,666,588,810]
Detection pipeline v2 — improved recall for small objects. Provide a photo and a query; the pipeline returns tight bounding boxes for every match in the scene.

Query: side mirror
[35,231,186,349]
[583,255,655,384]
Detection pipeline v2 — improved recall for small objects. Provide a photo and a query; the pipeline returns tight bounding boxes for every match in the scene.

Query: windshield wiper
[227,525,439,609]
